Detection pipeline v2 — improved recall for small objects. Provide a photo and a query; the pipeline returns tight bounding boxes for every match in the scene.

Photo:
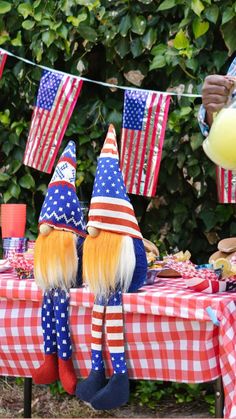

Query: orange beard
[82,230,123,297]
[34,229,78,290]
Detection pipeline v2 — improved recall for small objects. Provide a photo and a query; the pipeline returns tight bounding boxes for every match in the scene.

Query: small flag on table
[23,70,83,174]
[120,90,170,197]
[0,50,7,78]
[216,166,236,204]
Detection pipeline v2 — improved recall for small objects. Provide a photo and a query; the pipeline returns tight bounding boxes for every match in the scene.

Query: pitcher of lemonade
[203,80,236,170]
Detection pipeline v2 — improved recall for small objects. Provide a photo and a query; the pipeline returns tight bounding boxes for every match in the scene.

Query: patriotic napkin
[23,70,83,173]
[120,90,170,197]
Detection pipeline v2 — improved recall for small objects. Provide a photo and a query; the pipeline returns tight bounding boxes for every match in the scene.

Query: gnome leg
[76,296,107,402]
[53,289,77,395]
[90,290,129,410]
[32,290,59,384]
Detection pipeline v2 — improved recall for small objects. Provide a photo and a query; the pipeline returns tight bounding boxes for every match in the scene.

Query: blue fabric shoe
[90,372,129,410]
[76,369,107,403]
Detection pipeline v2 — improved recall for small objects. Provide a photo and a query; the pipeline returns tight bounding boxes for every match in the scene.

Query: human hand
[202,75,235,118]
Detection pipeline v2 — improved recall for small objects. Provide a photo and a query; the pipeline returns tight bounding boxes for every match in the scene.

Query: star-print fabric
[41,289,72,360]
[87,124,142,239]
[39,141,86,236]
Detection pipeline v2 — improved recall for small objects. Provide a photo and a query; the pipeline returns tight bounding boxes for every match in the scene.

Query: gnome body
[32,141,86,395]
[76,125,147,409]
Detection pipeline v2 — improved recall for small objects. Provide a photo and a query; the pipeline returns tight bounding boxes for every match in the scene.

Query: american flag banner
[216,166,236,203]
[0,50,7,78]
[120,90,171,197]
[23,70,83,174]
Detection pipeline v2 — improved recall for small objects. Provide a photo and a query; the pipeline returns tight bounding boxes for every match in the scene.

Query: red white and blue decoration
[23,70,83,174]
[120,90,170,197]
[39,140,86,236]
[87,124,143,239]
[0,50,7,79]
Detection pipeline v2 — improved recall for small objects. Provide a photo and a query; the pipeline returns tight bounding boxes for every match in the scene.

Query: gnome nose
[88,226,100,237]
[40,224,53,236]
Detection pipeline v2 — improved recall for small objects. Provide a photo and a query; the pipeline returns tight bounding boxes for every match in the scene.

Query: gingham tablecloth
[1,272,236,418]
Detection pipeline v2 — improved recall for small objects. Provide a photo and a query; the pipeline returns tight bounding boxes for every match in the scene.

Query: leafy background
[0,0,236,262]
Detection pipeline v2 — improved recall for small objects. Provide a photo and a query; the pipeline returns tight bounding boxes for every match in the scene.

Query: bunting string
[0,47,201,98]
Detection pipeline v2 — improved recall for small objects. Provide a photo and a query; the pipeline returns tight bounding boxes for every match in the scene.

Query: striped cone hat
[39,140,86,236]
[87,124,142,239]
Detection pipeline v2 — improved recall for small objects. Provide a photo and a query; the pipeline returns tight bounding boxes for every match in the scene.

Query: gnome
[76,125,147,409]
[32,141,86,395]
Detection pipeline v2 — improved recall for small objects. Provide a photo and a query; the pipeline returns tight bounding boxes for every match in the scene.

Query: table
[0,271,236,418]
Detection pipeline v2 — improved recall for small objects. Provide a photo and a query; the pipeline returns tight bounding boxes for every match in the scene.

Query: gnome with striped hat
[32,141,86,395]
[76,125,147,409]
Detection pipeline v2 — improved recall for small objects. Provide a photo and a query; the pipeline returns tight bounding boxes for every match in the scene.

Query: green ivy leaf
[19,174,35,189]
[42,30,56,47]
[9,183,21,199]
[11,31,22,47]
[173,29,189,49]
[191,0,204,17]
[157,0,177,11]
[130,37,144,58]
[78,24,98,41]
[221,18,236,56]
[22,20,35,30]
[67,13,87,27]
[0,173,10,181]
[131,15,146,35]
[118,14,131,37]
[222,7,235,25]
[192,18,209,39]
[115,38,130,58]
[205,5,219,24]
[142,28,157,50]
[17,3,33,18]
[0,0,11,13]
[149,54,166,70]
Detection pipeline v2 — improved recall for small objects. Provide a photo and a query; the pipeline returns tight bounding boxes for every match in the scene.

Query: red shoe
[58,358,77,395]
[32,353,59,384]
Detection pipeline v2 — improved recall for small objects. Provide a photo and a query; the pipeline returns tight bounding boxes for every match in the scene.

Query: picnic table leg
[23,377,32,418]
[214,376,224,418]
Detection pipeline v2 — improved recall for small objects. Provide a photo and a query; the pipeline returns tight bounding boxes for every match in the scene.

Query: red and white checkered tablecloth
[1,271,236,418]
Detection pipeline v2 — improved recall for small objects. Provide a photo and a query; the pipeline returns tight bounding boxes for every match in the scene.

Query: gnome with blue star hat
[32,140,86,395]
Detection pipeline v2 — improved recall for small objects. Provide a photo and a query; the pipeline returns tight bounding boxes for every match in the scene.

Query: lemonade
[203,108,236,170]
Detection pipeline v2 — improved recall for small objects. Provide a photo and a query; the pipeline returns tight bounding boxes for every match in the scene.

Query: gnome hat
[39,141,86,236]
[87,124,142,239]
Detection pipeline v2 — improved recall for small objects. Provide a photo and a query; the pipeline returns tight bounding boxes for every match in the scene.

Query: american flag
[87,124,142,239]
[0,50,7,78]
[120,90,170,197]
[23,70,83,173]
[216,166,236,203]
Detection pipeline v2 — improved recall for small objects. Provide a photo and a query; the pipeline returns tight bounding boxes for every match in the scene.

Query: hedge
[0,0,236,262]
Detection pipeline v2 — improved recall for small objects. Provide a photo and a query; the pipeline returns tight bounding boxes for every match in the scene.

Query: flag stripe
[129,130,142,194]
[150,94,171,196]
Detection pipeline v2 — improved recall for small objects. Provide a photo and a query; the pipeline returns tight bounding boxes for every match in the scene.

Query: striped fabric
[23,70,83,174]
[87,124,142,239]
[120,90,170,197]
[91,304,104,352]
[106,305,124,353]
[216,166,236,204]
[0,50,7,78]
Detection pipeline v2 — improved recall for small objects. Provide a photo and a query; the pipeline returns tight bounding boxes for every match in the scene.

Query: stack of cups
[1,204,27,259]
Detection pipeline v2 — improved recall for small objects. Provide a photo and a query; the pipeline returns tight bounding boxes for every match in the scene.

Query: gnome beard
[76,230,141,409]
[32,227,79,395]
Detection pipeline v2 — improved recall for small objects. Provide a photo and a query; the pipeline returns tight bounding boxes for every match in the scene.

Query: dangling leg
[76,295,107,402]
[54,289,77,395]
[91,290,129,410]
[32,290,59,384]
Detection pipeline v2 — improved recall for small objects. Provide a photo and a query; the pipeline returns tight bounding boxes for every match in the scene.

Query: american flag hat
[87,124,143,239]
[39,140,86,236]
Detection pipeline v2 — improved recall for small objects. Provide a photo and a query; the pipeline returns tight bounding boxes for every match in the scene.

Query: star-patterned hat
[87,124,142,239]
[39,141,86,236]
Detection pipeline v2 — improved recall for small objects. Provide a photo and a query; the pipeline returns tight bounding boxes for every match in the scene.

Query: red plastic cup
[1,204,27,238]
